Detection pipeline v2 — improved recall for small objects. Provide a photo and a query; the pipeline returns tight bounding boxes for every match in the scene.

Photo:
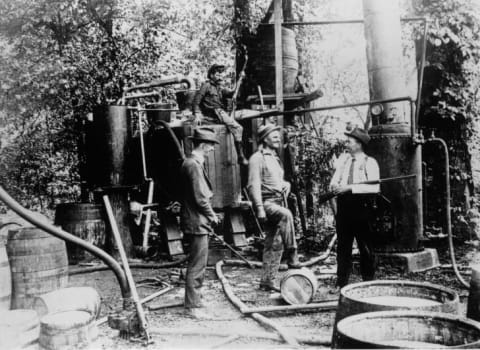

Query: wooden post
[274,0,284,125]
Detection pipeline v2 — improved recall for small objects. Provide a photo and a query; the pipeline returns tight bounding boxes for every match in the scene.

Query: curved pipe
[157,120,185,161]
[426,137,469,288]
[0,186,131,298]
[124,74,196,93]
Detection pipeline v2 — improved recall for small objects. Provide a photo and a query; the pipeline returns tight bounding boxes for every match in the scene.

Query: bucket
[54,203,106,264]
[280,268,318,305]
[7,227,68,309]
[33,287,101,320]
[0,309,40,349]
[335,311,480,349]
[0,237,12,310]
[332,280,460,347]
[39,310,98,350]
[146,103,176,124]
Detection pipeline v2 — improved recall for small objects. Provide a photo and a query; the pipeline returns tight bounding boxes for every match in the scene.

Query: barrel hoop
[0,260,9,268]
[11,266,69,279]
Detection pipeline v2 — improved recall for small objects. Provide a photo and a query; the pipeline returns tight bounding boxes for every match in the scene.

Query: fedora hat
[190,127,219,144]
[258,123,281,142]
[345,127,371,146]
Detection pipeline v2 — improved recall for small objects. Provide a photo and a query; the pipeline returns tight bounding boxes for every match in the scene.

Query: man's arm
[188,162,217,222]
[247,154,265,218]
[351,157,380,194]
[192,83,208,114]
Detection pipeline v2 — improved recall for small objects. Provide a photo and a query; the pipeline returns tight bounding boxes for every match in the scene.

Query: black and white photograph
[0,0,480,349]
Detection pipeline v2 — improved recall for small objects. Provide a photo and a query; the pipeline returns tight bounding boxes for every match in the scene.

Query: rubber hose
[0,186,131,298]
[428,138,469,289]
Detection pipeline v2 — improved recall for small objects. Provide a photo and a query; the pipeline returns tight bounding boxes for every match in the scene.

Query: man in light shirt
[248,123,300,292]
[329,127,380,287]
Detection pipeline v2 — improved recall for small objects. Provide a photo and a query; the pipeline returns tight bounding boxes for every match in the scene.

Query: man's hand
[257,207,267,224]
[211,214,220,226]
[194,112,203,125]
[282,181,291,196]
[332,185,352,195]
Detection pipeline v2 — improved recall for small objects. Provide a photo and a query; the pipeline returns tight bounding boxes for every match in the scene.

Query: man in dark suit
[180,127,220,319]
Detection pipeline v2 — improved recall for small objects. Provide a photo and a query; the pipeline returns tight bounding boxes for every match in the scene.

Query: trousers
[335,194,375,287]
[184,234,209,308]
[260,199,297,284]
[214,109,244,142]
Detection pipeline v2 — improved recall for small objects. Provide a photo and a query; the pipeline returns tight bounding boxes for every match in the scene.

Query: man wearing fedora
[248,123,300,292]
[329,127,380,288]
[180,127,220,318]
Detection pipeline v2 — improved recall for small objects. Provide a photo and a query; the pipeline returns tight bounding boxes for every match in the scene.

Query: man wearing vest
[329,127,380,288]
[248,123,300,292]
[180,127,220,319]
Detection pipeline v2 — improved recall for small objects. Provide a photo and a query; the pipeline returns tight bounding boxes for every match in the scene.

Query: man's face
[264,130,281,149]
[211,71,224,83]
[346,136,362,154]
[201,142,215,155]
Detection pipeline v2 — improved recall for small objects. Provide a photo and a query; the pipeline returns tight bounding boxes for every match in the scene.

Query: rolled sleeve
[247,154,264,211]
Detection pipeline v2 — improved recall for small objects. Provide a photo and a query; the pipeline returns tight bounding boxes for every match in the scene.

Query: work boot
[259,281,280,292]
[234,141,248,166]
[287,249,301,269]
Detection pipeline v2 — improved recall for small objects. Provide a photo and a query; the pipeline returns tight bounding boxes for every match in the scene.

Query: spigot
[413,129,425,145]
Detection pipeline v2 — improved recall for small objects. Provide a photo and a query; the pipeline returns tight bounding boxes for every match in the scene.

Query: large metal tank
[247,26,299,94]
[363,0,423,253]
[183,122,241,209]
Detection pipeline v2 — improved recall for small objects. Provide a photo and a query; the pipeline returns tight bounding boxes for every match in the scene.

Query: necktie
[347,158,355,185]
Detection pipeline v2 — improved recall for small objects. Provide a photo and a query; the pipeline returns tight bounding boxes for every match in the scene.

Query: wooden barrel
[248,26,299,94]
[336,311,480,349]
[183,123,241,209]
[54,203,106,264]
[0,309,40,349]
[280,268,318,305]
[332,280,460,348]
[7,227,68,309]
[33,287,101,320]
[0,237,12,310]
[39,310,98,350]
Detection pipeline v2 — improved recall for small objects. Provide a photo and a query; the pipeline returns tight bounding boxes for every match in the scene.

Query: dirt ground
[66,238,475,350]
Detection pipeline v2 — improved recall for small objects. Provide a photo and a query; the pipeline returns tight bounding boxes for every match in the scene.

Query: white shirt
[329,152,380,194]
[191,149,205,166]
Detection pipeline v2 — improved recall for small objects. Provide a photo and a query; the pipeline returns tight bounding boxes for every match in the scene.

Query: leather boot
[260,249,283,291]
[234,141,248,166]
[287,249,301,268]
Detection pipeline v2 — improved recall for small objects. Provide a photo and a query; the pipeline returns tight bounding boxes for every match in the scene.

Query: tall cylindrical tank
[91,105,133,258]
[247,26,299,95]
[363,0,423,252]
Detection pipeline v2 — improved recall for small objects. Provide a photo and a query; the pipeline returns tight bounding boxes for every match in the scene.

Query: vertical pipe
[274,0,284,118]
[363,0,409,125]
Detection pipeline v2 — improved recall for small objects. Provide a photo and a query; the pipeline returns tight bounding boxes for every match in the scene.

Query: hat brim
[190,136,219,144]
[259,126,282,141]
[344,132,368,146]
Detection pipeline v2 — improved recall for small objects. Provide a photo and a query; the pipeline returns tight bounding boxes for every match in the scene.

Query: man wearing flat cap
[193,64,276,166]
[181,127,220,318]
[329,127,380,288]
[247,123,300,292]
